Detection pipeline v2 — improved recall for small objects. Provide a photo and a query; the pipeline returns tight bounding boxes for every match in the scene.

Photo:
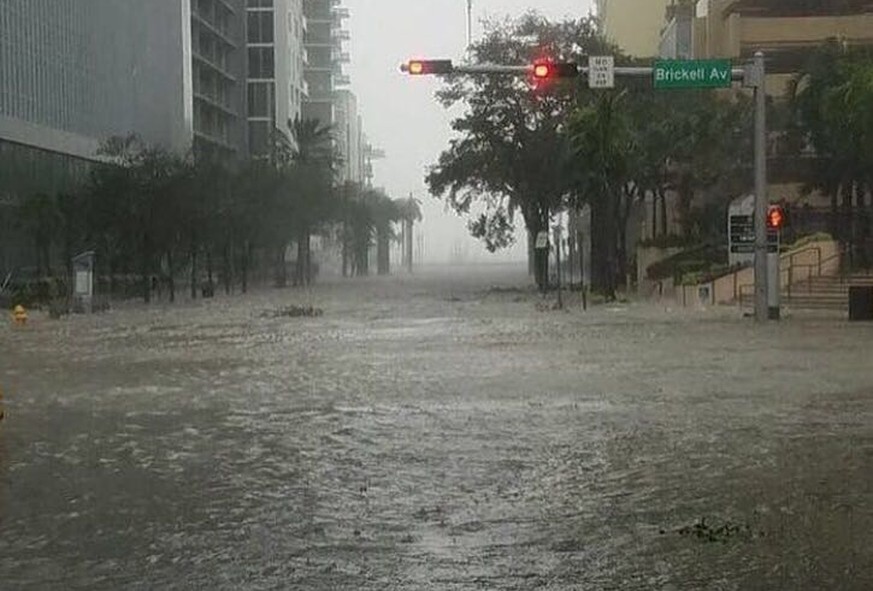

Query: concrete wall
[678,239,841,307]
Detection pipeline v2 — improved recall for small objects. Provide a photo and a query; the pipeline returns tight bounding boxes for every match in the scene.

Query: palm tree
[281,117,337,286]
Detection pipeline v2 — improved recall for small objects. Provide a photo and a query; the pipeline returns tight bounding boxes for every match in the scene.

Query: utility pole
[466,0,473,52]
[553,222,563,310]
[752,51,769,322]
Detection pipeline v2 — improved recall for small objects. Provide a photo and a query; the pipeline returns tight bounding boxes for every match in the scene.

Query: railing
[736,243,834,307]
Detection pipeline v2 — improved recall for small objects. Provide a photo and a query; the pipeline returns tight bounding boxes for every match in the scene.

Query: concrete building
[685,0,873,205]
[245,0,307,156]
[690,0,873,98]
[333,90,364,184]
[302,0,350,137]
[192,0,247,159]
[1,1,194,163]
[596,0,672,57]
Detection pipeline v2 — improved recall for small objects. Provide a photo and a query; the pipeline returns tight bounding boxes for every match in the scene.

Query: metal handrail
[736,243,842,306]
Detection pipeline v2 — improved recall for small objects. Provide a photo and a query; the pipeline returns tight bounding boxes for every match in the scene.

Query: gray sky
[345,0,595,263]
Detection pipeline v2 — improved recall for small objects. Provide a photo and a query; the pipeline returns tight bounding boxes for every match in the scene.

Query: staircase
[740,272,873,311]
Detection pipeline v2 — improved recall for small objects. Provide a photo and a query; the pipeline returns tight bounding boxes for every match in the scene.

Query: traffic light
[402,59,454,75]
[766,205,785,230]
[532,61,579,80]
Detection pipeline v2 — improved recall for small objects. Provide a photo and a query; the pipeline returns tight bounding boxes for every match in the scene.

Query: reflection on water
[1,267,872,589]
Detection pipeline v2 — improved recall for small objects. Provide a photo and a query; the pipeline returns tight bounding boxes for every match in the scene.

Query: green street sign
[653,59,733,89]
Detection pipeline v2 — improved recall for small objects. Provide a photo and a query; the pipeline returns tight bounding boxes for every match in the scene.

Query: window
[247,0,273,7]
[247,10,274,44]
[247,81,274,118]
[248,47,274,78]
[248,120,271,155]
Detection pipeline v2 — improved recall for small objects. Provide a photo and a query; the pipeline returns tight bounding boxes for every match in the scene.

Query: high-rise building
[333,90,363,183]
[1,1,194,163]
[596,0,672,57]
[191,0,247,159]
[245,0,307,156]
[302,0,349,129]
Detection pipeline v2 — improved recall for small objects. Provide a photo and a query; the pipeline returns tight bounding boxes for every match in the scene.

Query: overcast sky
[344,0,595,263]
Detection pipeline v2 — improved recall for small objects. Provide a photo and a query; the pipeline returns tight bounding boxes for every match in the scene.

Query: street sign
[588,56,614,89]
[653,59,732,89]
[535,231,549,249]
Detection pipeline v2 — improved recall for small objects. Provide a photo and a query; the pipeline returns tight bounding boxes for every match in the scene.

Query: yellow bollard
[12,305,27,326]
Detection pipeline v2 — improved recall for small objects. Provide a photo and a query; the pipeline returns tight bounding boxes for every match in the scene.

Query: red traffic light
[533,63,551,79]
[532,61,579,80]
[402,59,454,75]
[767,205,785,229]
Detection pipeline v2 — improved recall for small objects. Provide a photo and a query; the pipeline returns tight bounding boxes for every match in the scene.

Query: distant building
[333,90,364,183]
[303,0,361,178]
[596,0,672,57]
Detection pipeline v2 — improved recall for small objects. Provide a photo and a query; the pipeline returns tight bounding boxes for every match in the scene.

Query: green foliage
[5,128,410,301]
[790,42,873,266]
[427,13,611,289]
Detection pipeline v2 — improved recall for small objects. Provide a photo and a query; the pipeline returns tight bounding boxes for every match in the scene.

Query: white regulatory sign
[588,55,615,89]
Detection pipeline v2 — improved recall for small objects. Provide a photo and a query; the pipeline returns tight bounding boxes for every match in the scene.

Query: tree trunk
[190,242,198,300]
[141,236,151,304]
[223,243,232,295]
[167,250,175,303]
[241,240,250,294]
[527,229,536,276]
[206,250,214,291]
[590,198,617,300]
[276,244,287,288]
[659,188,668,237]
[377,229,390,275]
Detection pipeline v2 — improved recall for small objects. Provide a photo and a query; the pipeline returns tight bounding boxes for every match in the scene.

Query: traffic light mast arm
[402,60,748,81]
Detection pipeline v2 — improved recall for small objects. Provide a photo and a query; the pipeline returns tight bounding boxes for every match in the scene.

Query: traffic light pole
[403,53,772,320]
[751,51,771,322]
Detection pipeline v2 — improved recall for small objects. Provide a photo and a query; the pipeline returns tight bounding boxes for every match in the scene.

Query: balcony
[191,11,238,48]
[193,92,239,118]
[192,52,238,83]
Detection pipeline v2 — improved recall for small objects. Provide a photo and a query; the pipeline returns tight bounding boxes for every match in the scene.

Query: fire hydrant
[12,305,27,325]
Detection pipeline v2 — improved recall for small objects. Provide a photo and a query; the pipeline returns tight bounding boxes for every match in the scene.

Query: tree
[285,117,337,286]
[427,14,610,290]
[791,42,873,267]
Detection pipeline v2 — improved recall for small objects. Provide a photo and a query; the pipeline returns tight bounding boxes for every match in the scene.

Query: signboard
[535,231,549,250]
[588,56,615,89]
[654,59,732,89]
[728,195,777,267]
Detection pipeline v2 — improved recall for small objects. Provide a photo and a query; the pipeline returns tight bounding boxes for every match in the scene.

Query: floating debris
[261,305,324,319]
[672,517,756,544]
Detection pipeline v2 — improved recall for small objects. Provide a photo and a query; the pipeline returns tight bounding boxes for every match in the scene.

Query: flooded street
[2,264,873,589]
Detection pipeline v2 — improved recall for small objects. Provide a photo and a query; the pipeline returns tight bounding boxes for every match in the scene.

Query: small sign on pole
[535,231,549,250]
[588,56,615,89]
[72,251,95,313]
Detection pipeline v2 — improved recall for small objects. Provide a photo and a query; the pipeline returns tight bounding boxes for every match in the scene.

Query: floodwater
[1,264,872,590]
